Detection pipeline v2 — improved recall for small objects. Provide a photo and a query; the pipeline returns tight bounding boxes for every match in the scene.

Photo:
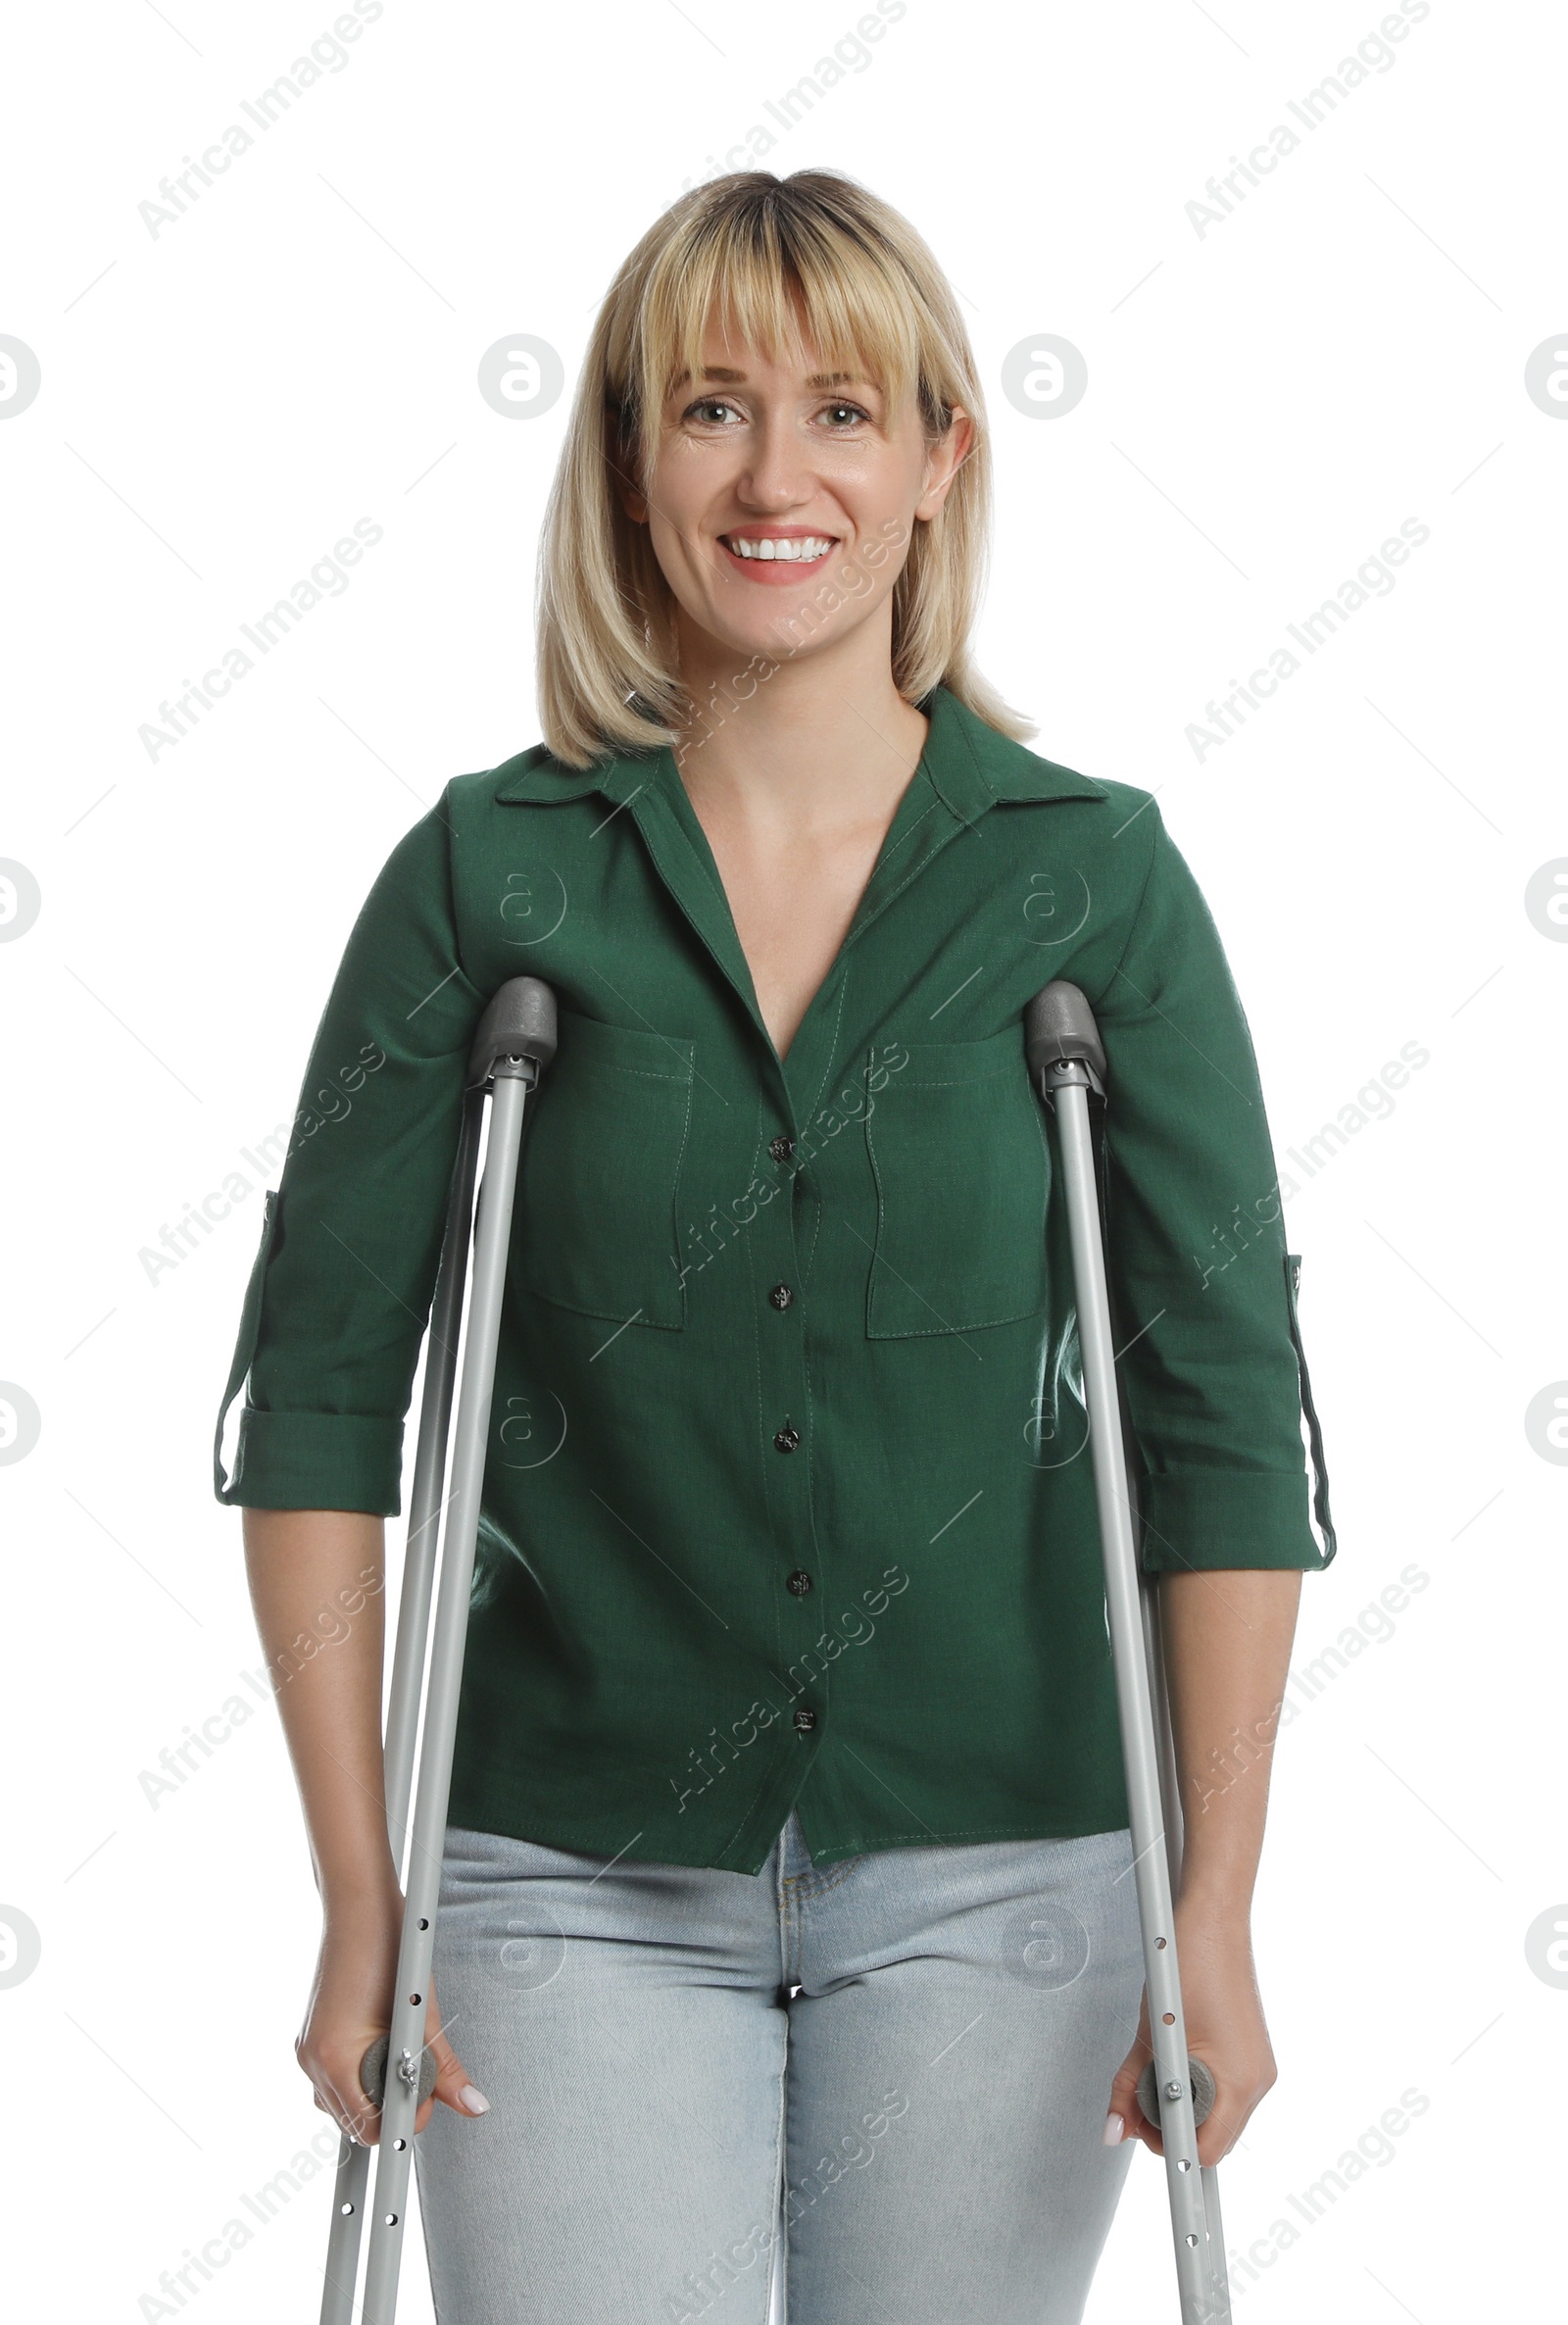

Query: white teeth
[723,534,835,562]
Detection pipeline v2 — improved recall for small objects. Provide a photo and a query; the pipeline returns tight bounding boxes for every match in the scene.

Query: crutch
[1026,981,1231,2325]
[318,974,558,2325]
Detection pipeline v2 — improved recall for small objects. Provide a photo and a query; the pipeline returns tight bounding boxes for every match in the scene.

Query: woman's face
[619,308,972,680]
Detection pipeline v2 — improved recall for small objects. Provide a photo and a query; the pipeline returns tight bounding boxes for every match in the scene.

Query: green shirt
[214,681,1336,1875]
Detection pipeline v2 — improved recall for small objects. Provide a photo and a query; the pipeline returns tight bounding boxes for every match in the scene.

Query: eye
[683,396,744,426]
[678,394,875,429]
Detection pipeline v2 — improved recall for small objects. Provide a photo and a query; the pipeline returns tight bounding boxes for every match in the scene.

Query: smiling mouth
[718,532,838,569]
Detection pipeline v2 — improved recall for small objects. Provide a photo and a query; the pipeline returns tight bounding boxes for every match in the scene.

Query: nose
[732,410,816,514]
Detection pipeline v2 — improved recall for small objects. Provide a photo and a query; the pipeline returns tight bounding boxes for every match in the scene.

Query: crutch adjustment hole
[384,2213,399,2227]
[1177,2158,1192,2172]
[1162,2011,1175,2024]
[1185,2233,1199,2247]
[339,2201,356,2216]
[409,1993,422,2005]
[394,2138,407,2152]
[1155,1936,1166,1948]
[417,1918,429,1930]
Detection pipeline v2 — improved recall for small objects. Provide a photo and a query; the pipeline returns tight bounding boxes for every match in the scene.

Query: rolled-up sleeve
[1092,803,1336,1574]
[213,790,487,1514]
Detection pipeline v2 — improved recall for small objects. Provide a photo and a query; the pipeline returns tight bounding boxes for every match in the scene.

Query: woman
[215,169,1336,2324]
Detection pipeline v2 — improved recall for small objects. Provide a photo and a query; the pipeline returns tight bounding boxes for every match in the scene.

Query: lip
[716,527,841,583]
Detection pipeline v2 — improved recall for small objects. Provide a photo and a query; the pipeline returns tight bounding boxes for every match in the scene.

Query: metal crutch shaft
[1026,981,1231,2325]
[1138,1538,1232,2315]
[318,1086,482,2324]
[316,975,558,2325]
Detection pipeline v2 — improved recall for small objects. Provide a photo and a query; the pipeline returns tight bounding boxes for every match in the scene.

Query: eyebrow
[671,367,865,390]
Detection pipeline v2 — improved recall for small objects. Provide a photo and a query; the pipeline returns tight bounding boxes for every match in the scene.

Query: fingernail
[1102,2112,1124,2146]
[460,2084,490,2114]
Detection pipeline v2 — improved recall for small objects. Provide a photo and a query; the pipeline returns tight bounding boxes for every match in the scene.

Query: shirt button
[786,1568,813,1596]
[768,1134,795,1162]
[773,1425,801,1454]
[769,1284,794,1311]
[793,1708,817,1733]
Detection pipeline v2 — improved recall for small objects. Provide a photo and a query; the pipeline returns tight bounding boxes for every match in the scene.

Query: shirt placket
[748,1116,827,1752]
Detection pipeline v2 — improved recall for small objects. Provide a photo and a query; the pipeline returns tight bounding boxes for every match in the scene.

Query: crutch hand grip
[359,2031,439,2109]
[1136,2051,1216,2130]
[1023,979,1106,1090]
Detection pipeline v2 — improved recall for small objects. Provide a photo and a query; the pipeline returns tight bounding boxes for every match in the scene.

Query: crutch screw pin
[1164,2080,1184,2100]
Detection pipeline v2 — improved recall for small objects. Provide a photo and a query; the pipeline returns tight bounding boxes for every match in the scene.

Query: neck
[669,609,932,831]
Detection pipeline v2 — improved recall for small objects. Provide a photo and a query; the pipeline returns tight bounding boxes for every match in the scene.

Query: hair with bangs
[534,168,1035,767]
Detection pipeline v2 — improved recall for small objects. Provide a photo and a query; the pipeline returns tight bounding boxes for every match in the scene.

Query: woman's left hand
[1105,1895,1277,2168]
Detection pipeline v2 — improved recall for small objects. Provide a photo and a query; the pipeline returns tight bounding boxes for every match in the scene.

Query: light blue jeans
[414,1809,1143,2324]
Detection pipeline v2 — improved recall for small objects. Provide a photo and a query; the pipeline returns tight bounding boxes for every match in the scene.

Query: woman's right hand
[295,1883,489,2145]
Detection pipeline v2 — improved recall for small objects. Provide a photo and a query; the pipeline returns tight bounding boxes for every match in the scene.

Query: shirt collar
[914,683,1108,819]
[490,683,1108,816]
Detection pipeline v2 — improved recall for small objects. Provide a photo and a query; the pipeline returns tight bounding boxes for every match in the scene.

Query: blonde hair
[534,167,1035,767]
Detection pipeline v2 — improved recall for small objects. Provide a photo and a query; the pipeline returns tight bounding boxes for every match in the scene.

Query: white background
[1,2,1562,2318]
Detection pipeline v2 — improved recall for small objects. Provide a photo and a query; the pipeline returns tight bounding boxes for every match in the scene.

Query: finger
[300,2038,374,2148]
[407,1988,488,2134]
[315,2070,379,2148]
[1195,2075,1252,2168]
[1137,2063,1248,2167]
[416,2032,489,2132]
[1107,2044,1159,2157]
[1131,2069,1250,2164]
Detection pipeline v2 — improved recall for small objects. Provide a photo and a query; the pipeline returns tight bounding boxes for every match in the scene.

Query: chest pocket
[515,1010,694,1330]
[864,1025,1051,1338]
